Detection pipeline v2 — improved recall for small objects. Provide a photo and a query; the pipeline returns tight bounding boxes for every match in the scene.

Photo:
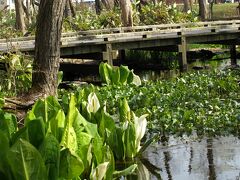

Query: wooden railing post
[103,43,113,66]
[178,33,188,72]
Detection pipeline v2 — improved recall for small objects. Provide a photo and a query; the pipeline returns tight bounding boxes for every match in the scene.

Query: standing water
[137,136,240,180]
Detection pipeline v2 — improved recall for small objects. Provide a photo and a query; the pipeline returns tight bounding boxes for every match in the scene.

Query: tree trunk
[183,0,190,12]
[102,0,114,10]
[198,0,209,21]
[120,0,133,27]
[95,0,102,15]
[15,0,26,34]
[68,0,76,17]
[32,0,66,96]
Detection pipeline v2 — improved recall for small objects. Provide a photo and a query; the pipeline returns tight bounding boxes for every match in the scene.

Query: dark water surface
[123,136,240,180]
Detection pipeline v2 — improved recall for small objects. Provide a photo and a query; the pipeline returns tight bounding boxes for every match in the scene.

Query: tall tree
[198,0,209,21]
[15,0,26,34]
[183,0,190,12]
[31,0,66,96]
[120,0,133,27]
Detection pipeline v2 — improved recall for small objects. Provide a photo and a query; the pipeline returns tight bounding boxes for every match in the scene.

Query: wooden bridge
[0,20,240,71]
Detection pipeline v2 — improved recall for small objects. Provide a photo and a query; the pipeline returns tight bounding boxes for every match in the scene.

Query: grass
[178,3,240,19]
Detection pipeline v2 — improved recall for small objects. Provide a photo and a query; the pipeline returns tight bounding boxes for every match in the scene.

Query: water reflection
[123,136,240,180]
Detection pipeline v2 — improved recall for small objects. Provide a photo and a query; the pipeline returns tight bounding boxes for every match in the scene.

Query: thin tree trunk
[199,0,209,21]
[95,0,102,15]
[69,0,76,17]
[183,0,190,12]
[15,0,26,34]
[32,0,66,96]
[120,0,133,27]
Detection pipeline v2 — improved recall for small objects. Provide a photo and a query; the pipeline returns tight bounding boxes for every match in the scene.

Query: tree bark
[68,0,76,17]
[95,0,102,15]
[15,0,26,34]
[32,0,66,96]
[120,0,133,27]
[183,0,190,12]
[198,0,209,21]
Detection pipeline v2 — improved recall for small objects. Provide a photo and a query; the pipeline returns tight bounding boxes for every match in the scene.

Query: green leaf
[92,137,104,165]
[123,122,136,159]
[119,65,130,84]
[0,111,17,139]
[99,62,111,84]
[60,94,78,152]
[101,145,115,180]
[7,139,47,180]
[75,132,92,169]
[0,130,9,174]
[111,68,120,85]
[127,70,134,84]
[10,126,29,145]
[113,164,137,178]
[50,109,65,142]
[27,118,45,148]
[119,98,131,122]
[59,148,84,179]
[39,133,60,180]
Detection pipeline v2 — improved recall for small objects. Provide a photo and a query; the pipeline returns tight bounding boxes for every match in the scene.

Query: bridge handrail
[0,20,240,44]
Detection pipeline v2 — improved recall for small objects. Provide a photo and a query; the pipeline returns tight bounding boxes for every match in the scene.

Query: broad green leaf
[25,99,45,124]
[25,96,61,124]
[123,122,136,159]
[10,126,29,145]
[60,126,77,152]
[113,164,137,178]
[75,132,92,169]
[59,148,84,179]
[98,111,116,140]
[50,109,65,142]
[91,162,109,180]
[99,62,111,84]
[101,145,115,180]
[107,127,124,160]
[119,65,130,84]
[7,139,47,180]
[60,94,78,151]
[119,98,131,122]
[27,118,45,148]
[0,111,17,139]
[39,133,60,180]
[92,137,104,165]
[111,68,120,85]
[0,130,9,174]
[73,111,100,138]
[127,70,134,84]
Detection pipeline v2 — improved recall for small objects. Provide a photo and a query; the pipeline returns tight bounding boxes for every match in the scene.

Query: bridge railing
[0,20,240,44]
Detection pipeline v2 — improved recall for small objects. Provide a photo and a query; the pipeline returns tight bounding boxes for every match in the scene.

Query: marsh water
[125,136,240,180]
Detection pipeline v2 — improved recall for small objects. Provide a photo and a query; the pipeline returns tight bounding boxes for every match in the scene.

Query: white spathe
[133,113,148,151]
[91,162,109,180]
[87,92,100,113]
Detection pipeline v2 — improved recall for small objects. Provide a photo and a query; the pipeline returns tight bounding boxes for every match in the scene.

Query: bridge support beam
[178,36,188,72]
[103,44,113,66]
[230,44,237,66]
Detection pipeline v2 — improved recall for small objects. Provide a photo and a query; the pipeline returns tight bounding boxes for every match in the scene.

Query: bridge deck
[0,20,240,69]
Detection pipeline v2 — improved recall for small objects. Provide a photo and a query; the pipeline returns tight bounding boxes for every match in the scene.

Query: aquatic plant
[97,69,240,136]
